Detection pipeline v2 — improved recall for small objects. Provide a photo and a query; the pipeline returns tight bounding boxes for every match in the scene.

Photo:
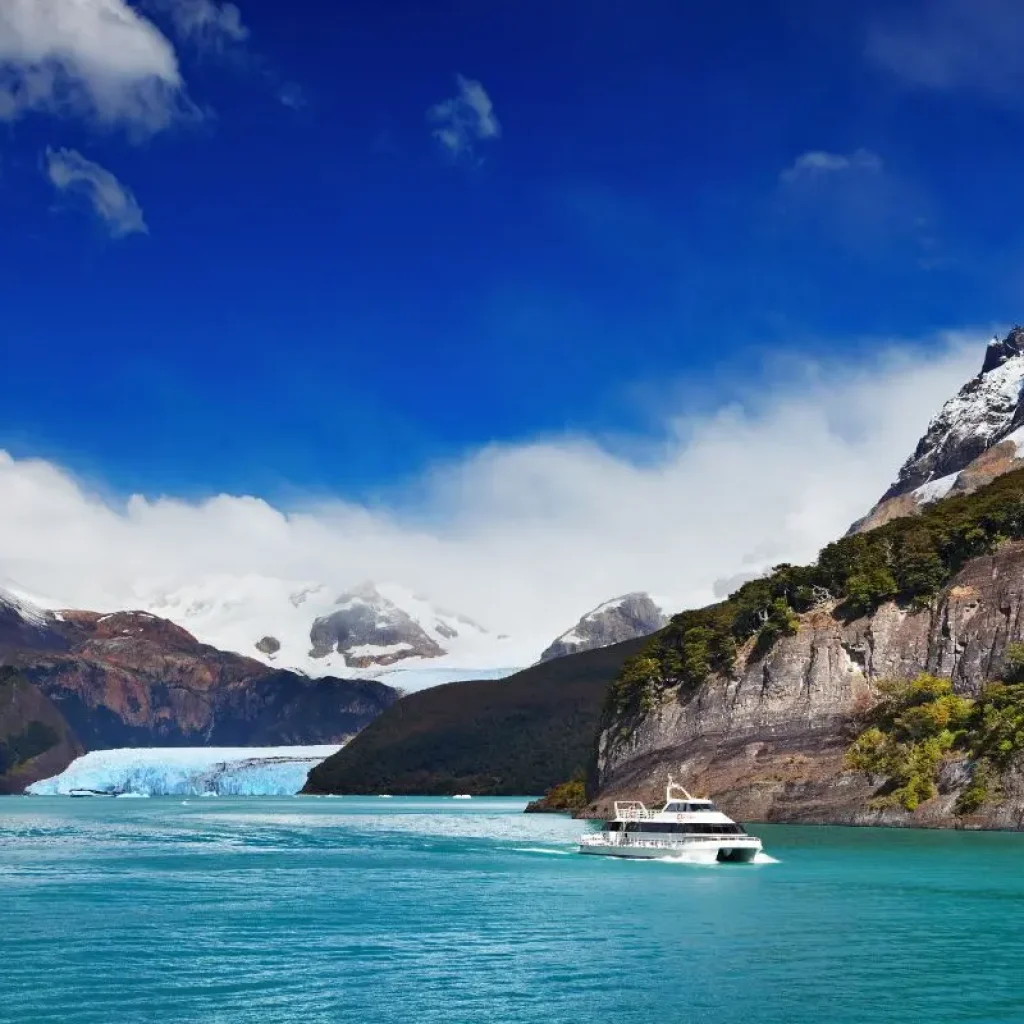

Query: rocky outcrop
[0,668,82,795]
[854,328,1024,533]
[540,593,667,662]
[309,582,447,667]
[0,603,399,791]
[589,541,1024,829]
[255,636,281,656]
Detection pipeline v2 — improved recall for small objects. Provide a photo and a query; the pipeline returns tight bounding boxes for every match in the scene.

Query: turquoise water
[2,798,1024,1024]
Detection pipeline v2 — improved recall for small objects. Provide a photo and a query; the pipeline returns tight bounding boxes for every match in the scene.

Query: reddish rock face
[0,607,398,791]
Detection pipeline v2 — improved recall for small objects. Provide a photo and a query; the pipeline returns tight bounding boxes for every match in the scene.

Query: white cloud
[45,147,148,237]
[867,0,1024,99]
[0,333,985,659]
[427,74,500,161]
[149,0,248,52]
[781,149,882,183]
[0,0,188,131]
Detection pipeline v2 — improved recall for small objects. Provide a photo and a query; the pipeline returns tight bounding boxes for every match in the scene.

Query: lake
[1,797,1022,1023]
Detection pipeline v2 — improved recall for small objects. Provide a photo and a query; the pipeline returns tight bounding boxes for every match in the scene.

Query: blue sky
[1,0,1021,502]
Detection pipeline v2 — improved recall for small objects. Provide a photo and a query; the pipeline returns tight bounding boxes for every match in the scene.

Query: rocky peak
[309,582,448,668]
[853,328,1024,533]
[981,326,1024,373]
[539,592,667,663]
[62,609,202,653]
[0,588,69,654]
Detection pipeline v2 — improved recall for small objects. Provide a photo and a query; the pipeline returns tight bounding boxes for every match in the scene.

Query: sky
[0,0,1019,643]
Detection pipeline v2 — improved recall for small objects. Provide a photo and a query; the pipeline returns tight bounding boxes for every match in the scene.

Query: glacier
[26,745,341,797]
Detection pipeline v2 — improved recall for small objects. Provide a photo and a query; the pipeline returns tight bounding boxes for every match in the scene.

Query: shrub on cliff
[845,673,1024,813]
[844,675,971,811]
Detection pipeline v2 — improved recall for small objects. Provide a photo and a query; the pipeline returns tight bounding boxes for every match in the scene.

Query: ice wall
[26,746,341,796]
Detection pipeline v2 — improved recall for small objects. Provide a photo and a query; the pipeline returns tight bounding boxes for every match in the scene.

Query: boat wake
[752,852,780,864]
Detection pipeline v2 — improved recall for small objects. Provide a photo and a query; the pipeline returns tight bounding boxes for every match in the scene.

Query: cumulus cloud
[867,0,1024,99]
[780,149,882,184]
[148,0,248,53]
[427,74,500,161]
[0,334,985,655]
[45,148,148,237]
[0,0,190,131]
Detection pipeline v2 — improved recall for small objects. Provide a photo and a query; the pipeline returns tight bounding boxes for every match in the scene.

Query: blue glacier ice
[26,745,341,797]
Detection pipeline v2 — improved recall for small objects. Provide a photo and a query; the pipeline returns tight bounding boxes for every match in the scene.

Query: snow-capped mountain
[854,327,1024,532]
[309,582,490,668]
[0,585,68,652]
[538,592,668,663]
[136,575,525,689]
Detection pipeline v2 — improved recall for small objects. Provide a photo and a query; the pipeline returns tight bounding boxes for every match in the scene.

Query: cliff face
[0,606,398,791]
[591,542,1024,829]
[0,669,82,795]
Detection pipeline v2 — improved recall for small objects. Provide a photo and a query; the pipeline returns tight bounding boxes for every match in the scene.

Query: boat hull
[578,838,762,863]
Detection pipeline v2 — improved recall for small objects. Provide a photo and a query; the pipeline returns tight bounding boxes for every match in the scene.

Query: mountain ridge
[0,591,398,792]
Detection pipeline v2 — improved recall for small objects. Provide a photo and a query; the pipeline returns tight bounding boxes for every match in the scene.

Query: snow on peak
[884,331,1024,501]
[131,573,522,692]
[911,472,959,505]
[0,584,51,628]
[538,592,667,663]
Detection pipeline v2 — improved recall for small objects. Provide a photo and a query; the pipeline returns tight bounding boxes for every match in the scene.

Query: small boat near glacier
[578,778,763,863]
[452,794,472,800]
[68,788,115,798]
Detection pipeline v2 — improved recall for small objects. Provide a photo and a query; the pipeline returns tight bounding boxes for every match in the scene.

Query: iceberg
[26,745,341,797]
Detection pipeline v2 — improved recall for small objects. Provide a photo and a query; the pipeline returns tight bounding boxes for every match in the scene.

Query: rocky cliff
[854,327,1024,532]
[591,542,1024,828]
[589,335,1024,830]
[0,599,398,791]
[539,593,667,663]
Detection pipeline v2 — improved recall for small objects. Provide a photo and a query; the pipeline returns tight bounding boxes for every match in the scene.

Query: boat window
[605,821,621,832]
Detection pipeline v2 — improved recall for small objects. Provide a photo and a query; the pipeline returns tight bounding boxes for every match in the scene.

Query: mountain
[589,463,1024,829]
[136,576,524,690]
[0,592,398,792]
[0,588,69,656]
[854,327,1024,532]
[538,592,667,662]
[303,636,648,796]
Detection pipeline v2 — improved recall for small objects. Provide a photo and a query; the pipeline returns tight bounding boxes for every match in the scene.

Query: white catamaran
[578,778,763,863]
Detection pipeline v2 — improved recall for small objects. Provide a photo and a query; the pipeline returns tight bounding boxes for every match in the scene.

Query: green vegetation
[304,636,647,796]
[844,675,972,811]
[525,775,588,813]
[608,468,1024,717]
[844,671,1024,813]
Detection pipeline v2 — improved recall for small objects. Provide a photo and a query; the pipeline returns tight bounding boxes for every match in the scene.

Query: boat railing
[613,801,656,820]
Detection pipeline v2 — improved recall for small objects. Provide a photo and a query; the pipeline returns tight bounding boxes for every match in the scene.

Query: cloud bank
[0,0,188,131]
[45,147,148,237]
[0,334,983,649]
